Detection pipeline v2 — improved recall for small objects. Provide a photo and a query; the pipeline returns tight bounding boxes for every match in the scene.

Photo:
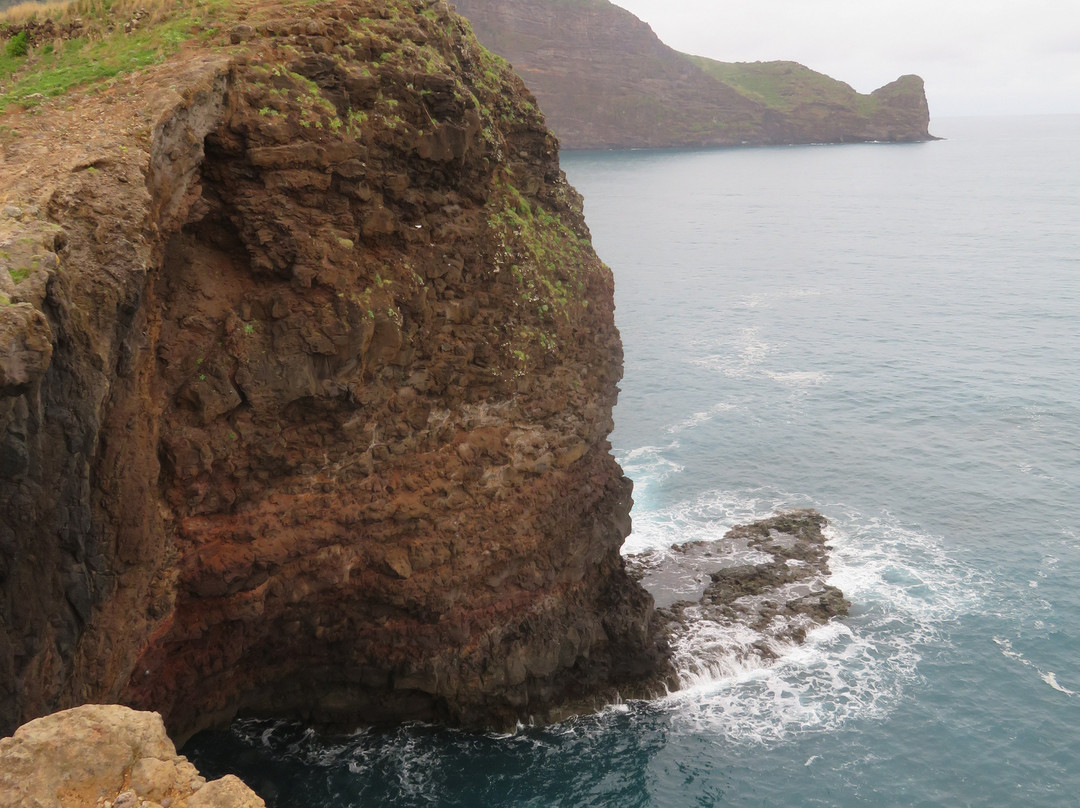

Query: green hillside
[688,57,880,116]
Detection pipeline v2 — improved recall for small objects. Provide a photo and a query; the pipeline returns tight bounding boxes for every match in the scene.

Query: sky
[611,0,1080,117]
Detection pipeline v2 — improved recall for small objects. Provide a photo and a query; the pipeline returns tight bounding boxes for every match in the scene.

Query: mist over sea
[188,114,1080,807]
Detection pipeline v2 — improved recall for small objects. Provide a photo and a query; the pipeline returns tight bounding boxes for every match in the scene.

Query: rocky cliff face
[452,0,933,148]
[0,0,670,742]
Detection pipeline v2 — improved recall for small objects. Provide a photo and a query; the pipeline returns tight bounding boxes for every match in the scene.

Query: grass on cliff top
[0,0,192,23]
[0,0,224,111]
[687,55,880,115]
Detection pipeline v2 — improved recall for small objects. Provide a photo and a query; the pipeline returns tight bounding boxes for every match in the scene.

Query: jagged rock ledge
[628,510,849,682]
[0,704,263,808]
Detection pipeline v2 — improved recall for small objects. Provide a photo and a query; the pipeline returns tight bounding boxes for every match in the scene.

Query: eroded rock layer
[0,0,670,741]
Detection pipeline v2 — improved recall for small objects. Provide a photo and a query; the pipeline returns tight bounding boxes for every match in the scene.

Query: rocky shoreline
[0,509,849,806]
[629,510,849,684]
[0,4,851,790]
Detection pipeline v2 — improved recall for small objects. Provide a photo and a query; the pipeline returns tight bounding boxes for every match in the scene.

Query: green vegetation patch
[4,29,27,57]
[0,4,215,111]
[487,172,594,362]
[688,55,880,115]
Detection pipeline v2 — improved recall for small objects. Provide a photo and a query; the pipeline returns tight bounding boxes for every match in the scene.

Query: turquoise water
[187,115,1080,806]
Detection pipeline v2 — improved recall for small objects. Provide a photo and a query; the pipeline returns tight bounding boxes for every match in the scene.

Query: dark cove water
[187,115,1080,806]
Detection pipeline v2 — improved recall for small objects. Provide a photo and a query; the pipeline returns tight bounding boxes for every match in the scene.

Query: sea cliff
[452,0,934,149]
[0,0,670,742]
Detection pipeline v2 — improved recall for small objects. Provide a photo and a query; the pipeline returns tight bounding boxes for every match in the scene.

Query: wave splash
[620,475,981,744]
[993,637,1077,698]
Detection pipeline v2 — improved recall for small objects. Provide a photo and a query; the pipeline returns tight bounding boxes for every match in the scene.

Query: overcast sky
[611,0,1080,118]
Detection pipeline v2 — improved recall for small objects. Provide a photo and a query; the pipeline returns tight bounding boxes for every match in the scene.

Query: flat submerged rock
[627,509,850,680]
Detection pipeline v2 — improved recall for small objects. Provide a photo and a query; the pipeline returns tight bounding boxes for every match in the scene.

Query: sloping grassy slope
[688,56,880,116]
[0,0,222,111]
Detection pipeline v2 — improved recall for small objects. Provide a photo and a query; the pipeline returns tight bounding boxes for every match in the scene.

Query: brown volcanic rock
[453,0,933,148]
[0,0,671,741]
[865,74,934,141]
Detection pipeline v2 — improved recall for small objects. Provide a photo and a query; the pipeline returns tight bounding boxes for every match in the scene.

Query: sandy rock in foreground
[0,704,262,808]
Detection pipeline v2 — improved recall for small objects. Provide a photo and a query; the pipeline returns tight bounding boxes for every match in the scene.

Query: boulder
[0,704,264,808]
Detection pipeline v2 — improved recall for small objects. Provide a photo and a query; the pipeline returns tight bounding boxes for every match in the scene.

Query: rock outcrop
[0,704,263,808]
[629,510,849,681]
[452,0,934,149]
[0,0,671,742]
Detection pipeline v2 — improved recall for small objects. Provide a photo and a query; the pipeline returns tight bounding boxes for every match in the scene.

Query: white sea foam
[687,326,829,393]
[689,326,781,377]
[993,637,1076,698]
[764,369,831,388]
[665,403,736,435]
[619,443,684,484]
[617,445,686,548]
[618,485,779,556]
[630,491,979,744]
[1042,672,1076,696]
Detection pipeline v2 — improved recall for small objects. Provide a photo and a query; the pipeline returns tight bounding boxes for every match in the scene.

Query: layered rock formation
[0,704,263,807]
[452,0,933,148]
[0,0,670,742]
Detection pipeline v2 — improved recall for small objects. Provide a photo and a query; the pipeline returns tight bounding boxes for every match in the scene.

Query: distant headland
[453,0,935,149]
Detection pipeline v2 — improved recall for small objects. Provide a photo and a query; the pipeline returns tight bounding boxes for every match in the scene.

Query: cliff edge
[0,0,671,742]
[452,0,933,149]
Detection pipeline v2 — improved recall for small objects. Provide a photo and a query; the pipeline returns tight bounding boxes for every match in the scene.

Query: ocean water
[186,115,1080,806]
